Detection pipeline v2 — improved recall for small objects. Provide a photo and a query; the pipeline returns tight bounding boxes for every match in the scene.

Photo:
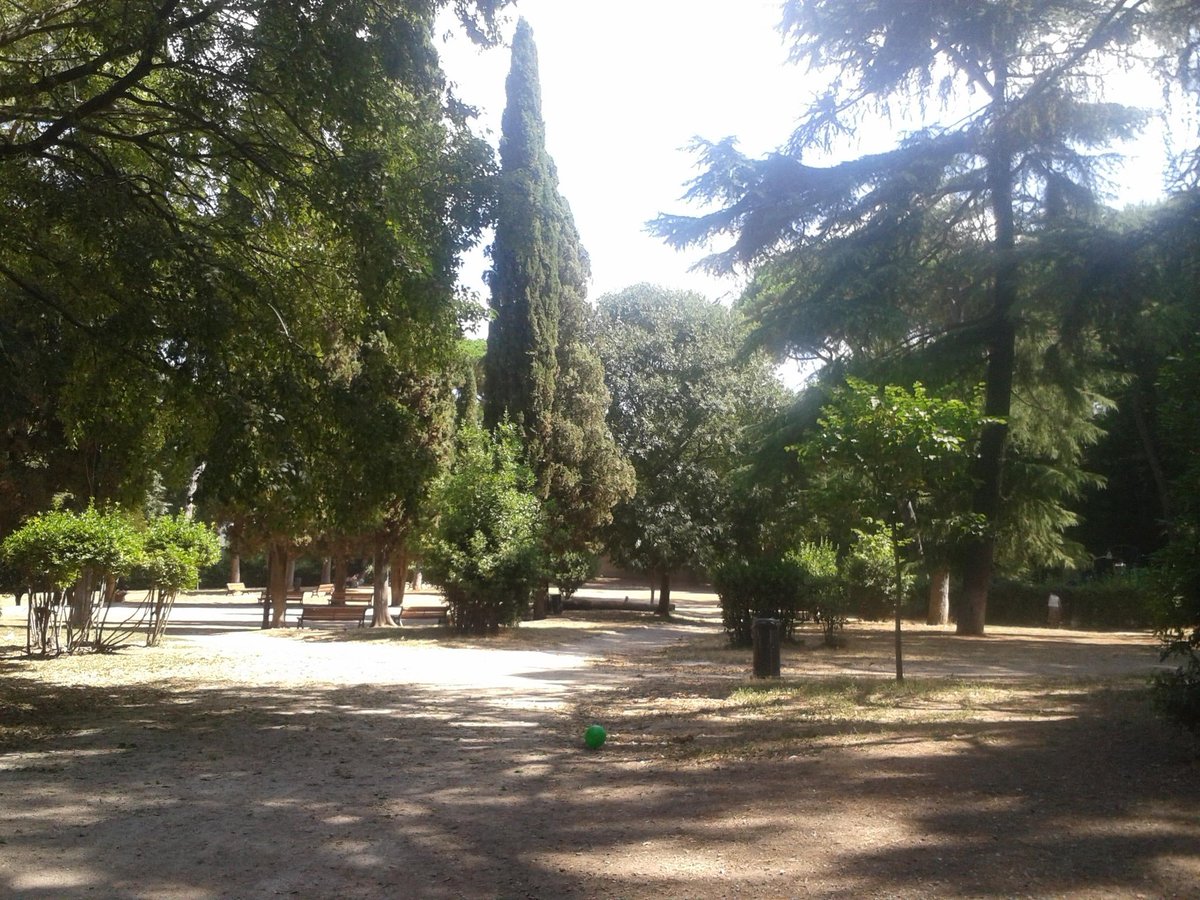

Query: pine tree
[654,0,1153,634]
[483,20,631,614]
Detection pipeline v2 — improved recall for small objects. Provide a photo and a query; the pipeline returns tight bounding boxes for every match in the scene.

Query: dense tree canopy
[482,19,632,612]
[0,3,511,609]
[653,0,1162,634]
[594,284,784,615]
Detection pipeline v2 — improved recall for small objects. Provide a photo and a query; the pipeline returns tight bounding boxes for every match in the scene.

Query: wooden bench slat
[298,604,369,628]
[398,606,448,626]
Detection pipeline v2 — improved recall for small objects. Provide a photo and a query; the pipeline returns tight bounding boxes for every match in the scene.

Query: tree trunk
[891,525,904,683]
[960,126,1019,636]
[656,570,672,618]
[371,540,395,627]
[390,548,409,608]
[229,552,241,585]
[1130,377,1172,525]
[333,554,348,601]
[284,555,297,592]
[927,565,951,626]
[67,567,97,650]
[320,556,332,584]
[531,579,548,620]
[267,542,289,628]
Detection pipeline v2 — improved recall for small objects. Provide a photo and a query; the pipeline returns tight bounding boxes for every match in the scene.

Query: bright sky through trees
[439,1,1182,304]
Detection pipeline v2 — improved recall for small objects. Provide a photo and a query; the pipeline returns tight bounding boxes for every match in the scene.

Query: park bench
[226,582,251,597]
[298,604,370,628]
[397,604,449,626]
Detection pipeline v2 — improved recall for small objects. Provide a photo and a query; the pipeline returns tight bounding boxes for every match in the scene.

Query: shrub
[843,526,903,621]
[712,556,805,647]
[988,575,1155,629]
[422,424,544,635]
[1,504,142,655]
[1152,628,1200,736]
[1149,529,1200,735]
[548,549,598,602]
[790,540,846,647]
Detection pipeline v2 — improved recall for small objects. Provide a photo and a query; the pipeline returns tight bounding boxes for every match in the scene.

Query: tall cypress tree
[483,19,632,613]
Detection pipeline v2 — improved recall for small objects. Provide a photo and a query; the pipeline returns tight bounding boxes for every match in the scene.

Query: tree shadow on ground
[1,664,1197,898]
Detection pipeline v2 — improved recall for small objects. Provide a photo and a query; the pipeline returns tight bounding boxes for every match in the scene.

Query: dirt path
[0,589,1196,898]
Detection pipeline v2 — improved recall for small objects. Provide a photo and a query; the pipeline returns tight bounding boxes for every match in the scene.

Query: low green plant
[547,549,598,602]
[711,556,804,647]
[790,540,845,647]
[1,504,142,655]
[843,525,906,621]
[1149,530,1200,735]
[421,424,544,635]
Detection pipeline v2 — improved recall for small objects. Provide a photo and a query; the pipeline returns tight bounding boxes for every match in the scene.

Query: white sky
[438,1,1181,307]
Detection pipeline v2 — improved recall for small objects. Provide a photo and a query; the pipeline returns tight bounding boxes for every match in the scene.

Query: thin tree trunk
[320,556,332,584]
[531,579,548,620]
[1130,379,1172,525]
[656,570,672,618]
[927,565,951,626]
[68,567,96,650]
[229,552,241,585]
[891,525,904,682]
[284,556,297,592]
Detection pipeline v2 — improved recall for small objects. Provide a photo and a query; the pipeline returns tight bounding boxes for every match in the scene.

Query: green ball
[584,724,607,749]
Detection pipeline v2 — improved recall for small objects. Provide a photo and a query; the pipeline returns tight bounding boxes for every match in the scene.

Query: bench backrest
[227,582,247,592]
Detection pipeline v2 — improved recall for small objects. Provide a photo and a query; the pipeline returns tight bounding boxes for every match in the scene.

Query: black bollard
[752,617,781,678]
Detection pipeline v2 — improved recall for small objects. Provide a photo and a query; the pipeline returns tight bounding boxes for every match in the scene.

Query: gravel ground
[0,586,1196,899]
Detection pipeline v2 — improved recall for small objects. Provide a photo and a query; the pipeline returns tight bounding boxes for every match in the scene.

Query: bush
[712,556,805,647]
[790,540,846,647]
[1149,531,1200,734]
[1,504,143,654]
[421,424,544,635]
[988,575,1155,629]
[548,549,598,602]
[1152,628,1200,736]
[843,526,904,621]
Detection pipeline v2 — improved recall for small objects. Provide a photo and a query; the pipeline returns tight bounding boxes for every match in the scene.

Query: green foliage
[546,549,598,602]
[1,504,142,591]
[843,526,904,622]
[790,540,846,647]
[140,514,221,594]
[421,424,543,634]
[1152,629,1200,736]
[483,20,632,577]
[0,3,504,562]
[712,556,806,648]
[988,576,1155,629]
[595,284,785,578]
[654,0,1159,632]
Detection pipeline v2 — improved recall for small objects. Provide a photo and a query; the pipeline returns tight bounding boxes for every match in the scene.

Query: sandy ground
[0,583,1196,899]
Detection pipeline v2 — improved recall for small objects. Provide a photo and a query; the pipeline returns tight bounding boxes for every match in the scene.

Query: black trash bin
[549,592,563,615]
[752,617,781,678]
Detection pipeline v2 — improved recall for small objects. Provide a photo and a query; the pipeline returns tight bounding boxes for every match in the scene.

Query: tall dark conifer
[484,19,632,613]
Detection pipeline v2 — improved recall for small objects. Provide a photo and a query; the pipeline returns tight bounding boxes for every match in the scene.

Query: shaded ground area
[0,586,1196,898]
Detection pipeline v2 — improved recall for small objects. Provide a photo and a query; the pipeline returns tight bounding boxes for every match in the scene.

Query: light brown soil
[0,585,1196,899]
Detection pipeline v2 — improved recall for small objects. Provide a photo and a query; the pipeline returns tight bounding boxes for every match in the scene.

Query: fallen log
[560,596,674,613]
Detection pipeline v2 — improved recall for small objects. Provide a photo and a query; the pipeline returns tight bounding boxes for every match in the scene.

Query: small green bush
[422,424,544,635]
[1152,628,1200,736]
[988,576,1154,629]
[843,526,903,621]
[712,556,805,647]
[790,540,846,647]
